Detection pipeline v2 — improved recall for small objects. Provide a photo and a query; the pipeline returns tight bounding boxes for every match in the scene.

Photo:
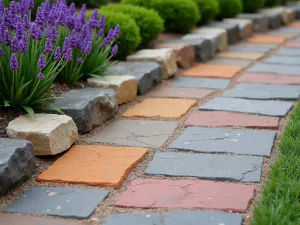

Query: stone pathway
[2,11,300,225]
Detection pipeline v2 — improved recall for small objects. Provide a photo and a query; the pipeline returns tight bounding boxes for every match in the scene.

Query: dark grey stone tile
[229,44,276,53]
[248,63,300,76]
[172,77,230,90]
[265,55,300,65]
[182,33,219,55]
[276,48,300,57]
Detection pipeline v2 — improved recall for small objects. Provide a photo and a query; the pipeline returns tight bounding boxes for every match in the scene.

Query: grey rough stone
[236,13,269,32]
[229,44,276,53]
[105,61,162,95]
[103,210,243,225]
[44,88,117,134]
[288,5,300,19]
[0,138,35,196]
[205,22,240,44]
[265,55,300,65]
[206,58,252,68]
[276,48,300,57]
[199,97,293,117]
[248,63,300,76]
[223,83,300,100]
[169,127,275,156]
[182,33,219,55]
[145,152,263,182]
[172,77,230,90]
[261,12,282,29]
[3,187,109,219]
[87,120,178,148]
[165,38,214,62]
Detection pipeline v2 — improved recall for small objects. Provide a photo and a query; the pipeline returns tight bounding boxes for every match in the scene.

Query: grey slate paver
[105,61,162,95]
[265,55,300,65]
[172,77,230,90]
[278,27,300,34]
[248,63,300,76]
[87,119,178,148]
[169,127,275,156]
[199,97,293,117]
[3,187,109,219]
[223,83,300,100]
[145,152,263,182]
[182,33,219,55]
[229,44,276,53]
[276,48,300,57]
[205,22,240,44]
[236,13,269,32]
[206,58,253,68]
[103,210,243,225]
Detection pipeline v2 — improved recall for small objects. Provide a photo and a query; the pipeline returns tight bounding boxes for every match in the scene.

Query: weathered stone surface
[185,111,279,129]
[206,58,252,68]
[165,38,214,62]
[288,4,300,19]
[237,73,300,85]
[205,22,240,44]
[105,61,161,95]
[192,27,228,51]
[87,120,177,148]
[248,63,300,76]
[183,33,219,55]
[103,210,243,225]
[223,83,300,100]
[87,76,137,105]
[276,48,300,56]
[259,10,282,29]
[172,77,230,90]
[199,97,293,117]
[123,98,196,119]
[248,35,286,44]
[155,43,195,69]
[0,139,35,196]
[170,127,275,156]
[278,27,300,34]
[44,88,117,134]
[268,7,290,24]
[218,51,265,60]
[229,43,277,53]
[184,64,243,78]
[37,145,147,189]
[265,55,300,65]
[3,187,109,219]
[148,86,214,99]
[286,8,296,23]
[127,49,177,79]
[266,31,297,40]
[7,114,78,155]
[285,41,300,48]
[236,13,269,32]
[289,21,300,28]
[116,179,255,212]
[224,18,253,39]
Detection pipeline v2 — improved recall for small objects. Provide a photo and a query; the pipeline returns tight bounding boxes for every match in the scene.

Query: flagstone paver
[206,58,253,68]
[182,33,219,55]
[87,120,177,148]
[185,111,279,129]
[116,179,255,212]
[122,98,196,119]
[237,73,300,85]
[267,31,298,39]
[223,83,300,100]
[248,63,300,76]
[248,35,286,44]
[169,127,275,156]
[229,43,277,53]
[236,13,269,32]
[285,41,300,47]
[276,48,300,56]
[3,187,109,219]
[289,21,300,28]
[279,27,300,34]
[183,64,243,78]
[205,22,240,44]
[103,210,243,225]
[37,145,148,189]
[265,55,300,65]
[199,97,293,116]
[224,18,253,39]
[145,152,263,182]
[172,77,230,90]
[148,86,214,99]
[217,51,265,60]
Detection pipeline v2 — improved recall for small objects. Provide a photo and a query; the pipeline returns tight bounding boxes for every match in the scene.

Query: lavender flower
[69,3,76,15]
[0,0,4,14]
[106,28,114,43]
[18,39,27,53]
[83,40,92,55]
[111,44,118,56]
[35,7,45,26]
[23,14,30,30]
[4,29,11,45]
[11,36,19,52]
[101,37,109,48]
[10,54,18,70]
[113,24,120,39]
[15,21,24,39]
[69,29,78,48]
[0,48,5,56]
[9,1,18,16]
[64,47,72,61]
[80,4,86,25]
[44,38,53,53]
[28,0,34,9]
[74,17,82,32]
[99,14,105,29]
[30,23,42,40]
[98,28,104,37]
[77,57,83,64]
[37,72,45,80]
[38,54,46,69]
[62,37,70,54]
[90,9,99,29]
[53,46,61,61]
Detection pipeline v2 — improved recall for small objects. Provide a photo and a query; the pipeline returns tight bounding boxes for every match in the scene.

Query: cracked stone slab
[276,48,300,57]
[37,145,148,189]
[87,120,177,148]
[248,35,286,44]
[103,210,243,225]
[169,127,275,156]
[206,58,252,68]
[205,22,240,44]
[265,55,300,65]
[223,83,300,100]
[105,61,162,95]
[172,77,230,90]
[237,73,300,85]
[145,152,263,182]
[116,179,255,212]
[199,97,293,117]
[182,33,219,55]
[3,187,109,219]
[224,18,253,39]
[248,63,300,76]
[229,43,277,53]
[236,13,269,33]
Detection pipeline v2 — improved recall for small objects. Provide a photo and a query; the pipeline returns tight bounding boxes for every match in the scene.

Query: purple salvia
[99,14,105,29]
[90,9,99,29]
[38,54,46,69]
[77,57,83,64]
[37,72,45,80]
[111,44,118,56]
[62,37,70,54]
[44,38,53,53]
[10,54,18,70]
[80,4,86,25]
[4,30,11,45]
[69,3,76,15]
[35,7,45,26]
[83,40,92,55]
[11,36,19,52]
[0,48,4,56]
[53,46,61,61]
[64,47,72,61]
[23,14,30,30]
[113,24,120,39]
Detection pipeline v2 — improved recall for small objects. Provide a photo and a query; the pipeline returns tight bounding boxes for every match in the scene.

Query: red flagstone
[184,111,279,129]
[237,73,300,85]
[289,21,300,28]
[116,179,255,213]
[285,41,300,48]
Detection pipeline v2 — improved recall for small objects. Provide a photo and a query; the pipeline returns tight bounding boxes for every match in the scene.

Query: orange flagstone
[217,51,265,61]
[123,98,197,119]
[289,21,300,28]
[37,145,148,189]
[247,35,286,44]
[183,64,243,78]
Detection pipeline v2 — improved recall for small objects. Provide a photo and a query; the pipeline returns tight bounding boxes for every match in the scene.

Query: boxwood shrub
[101,4,164,48]
[193,0,220,25]
[67,0,108,8]
[216,0,243,20]
[242,0,265,13]
[264,0,281,6]
[122,0,201,33]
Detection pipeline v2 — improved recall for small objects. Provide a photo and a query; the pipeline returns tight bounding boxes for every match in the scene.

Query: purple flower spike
[11,36,19,52]
[0,0,4,14]
[62,37,70,54]
[35,7,45,26]
[90,9,99,29]
[18,39,27,53]
[54,46,61,61]
[64,47,72,61]
[4,30,11,45]
[101,37,109,48]
[47,26,58,44]
[80,4,86,25]
[38,54,46,69]
[99,14,105,29]
[44,38,53,53]
[30,22,42,40]
[0,48,5,56]
[10,54,19,71]
[15,21,24,39]
[23,14,30,30]
[77,57,83,64]
[9,1,17,16]
[113,24,120,39]
[106,28,114,43]
[69,3,76,15]
[83,40,92,55]
[111,44,118,56]
[74,17,82,32]
[28,0,34,9]
[37,72,45,80]
[98,27,104,37]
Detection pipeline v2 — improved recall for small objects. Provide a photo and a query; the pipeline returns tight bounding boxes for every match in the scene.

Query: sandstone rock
[286,8,296,23]
[236,13,269,33]
[127,49,177,79]
[0,138,35,195]
[7,114,78,155]
[224,18,253,39]
[259,10,282,29]
[45,88,118,134]
[87,76,137,105]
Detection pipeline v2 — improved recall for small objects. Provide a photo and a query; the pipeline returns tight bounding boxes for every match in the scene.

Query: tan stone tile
[248,34,286,44]
[217,51,265,60]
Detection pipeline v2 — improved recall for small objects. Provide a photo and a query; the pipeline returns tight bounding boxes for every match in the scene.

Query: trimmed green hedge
[216,0,243,20]
[101,4,164,48]
[122,0,201,33]
[68,0,108,8]
[242,0,265,13]
[264,0,281,6]
[193,0,220,25]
